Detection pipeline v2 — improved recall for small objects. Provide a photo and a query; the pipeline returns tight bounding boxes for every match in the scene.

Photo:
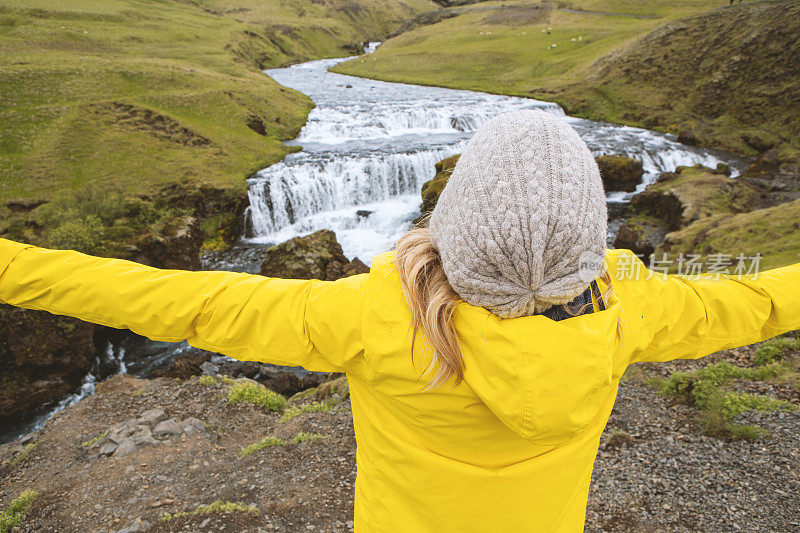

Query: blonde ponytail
[395,227,464,390]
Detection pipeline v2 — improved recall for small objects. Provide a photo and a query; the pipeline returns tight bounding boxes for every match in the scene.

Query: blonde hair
[395,226,620,390]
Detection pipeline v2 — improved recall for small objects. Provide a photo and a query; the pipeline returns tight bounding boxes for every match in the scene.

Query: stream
[2,42,744,444]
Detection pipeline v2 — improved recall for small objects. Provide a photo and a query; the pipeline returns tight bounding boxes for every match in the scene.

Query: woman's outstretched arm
[0,238,367,374]
[611,250,800,364]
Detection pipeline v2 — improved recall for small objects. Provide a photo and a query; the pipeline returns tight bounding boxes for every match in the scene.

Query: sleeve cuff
[0,238,35,277]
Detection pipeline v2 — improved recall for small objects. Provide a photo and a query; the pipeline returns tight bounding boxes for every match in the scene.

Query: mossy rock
[287,387,319,405]
[260,229,369,281]
[596,155,644,193]
[631,165,756,231]
[419,154,461,217]
[315,376,349,402]
[613,213,669,258]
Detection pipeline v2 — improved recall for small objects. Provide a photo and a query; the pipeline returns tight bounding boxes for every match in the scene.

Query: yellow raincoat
[1,237,799,532]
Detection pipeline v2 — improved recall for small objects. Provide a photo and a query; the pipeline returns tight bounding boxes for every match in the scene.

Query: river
[2,43,744,443]
[242,42,741,263]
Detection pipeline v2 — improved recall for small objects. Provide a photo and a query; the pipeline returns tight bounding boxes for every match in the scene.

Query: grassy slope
[332,1,720,92]
[333,0,797,155]
[659,197,800,270]
[0,0,434,246]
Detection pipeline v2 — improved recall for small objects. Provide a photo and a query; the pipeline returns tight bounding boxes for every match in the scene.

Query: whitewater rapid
[243,42,742,264]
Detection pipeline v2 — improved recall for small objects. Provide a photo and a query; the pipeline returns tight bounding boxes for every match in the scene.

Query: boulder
[419,154,460,218]
[315,376,350,402]
[199,361,219,376]
[138,409,168,428]
[99,441,118,456]
[260,229,369,281]
[180,417,206,436]
[0,305,95,426]
[153,419,182,439]
[152,353,213,380]
[631,165,755,230]
[133,435,159,447]
[595,155,644,193]
[113,437,137,457]
[613,217,669,258]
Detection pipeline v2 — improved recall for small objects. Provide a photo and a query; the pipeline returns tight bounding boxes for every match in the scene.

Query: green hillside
[333,0,798,156]
[0,0,433,252]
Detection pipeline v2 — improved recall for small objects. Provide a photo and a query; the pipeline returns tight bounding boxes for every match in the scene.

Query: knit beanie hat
[428,109,608,319]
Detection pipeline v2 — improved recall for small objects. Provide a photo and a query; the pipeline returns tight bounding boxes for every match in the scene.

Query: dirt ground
[1,343,798,532]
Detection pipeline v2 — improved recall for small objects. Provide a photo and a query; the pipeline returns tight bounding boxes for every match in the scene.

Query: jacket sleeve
[615,250,800,364]
[0,238,367,374]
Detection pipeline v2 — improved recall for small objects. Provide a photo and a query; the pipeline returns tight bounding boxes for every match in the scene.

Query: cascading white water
[244,44,743,264]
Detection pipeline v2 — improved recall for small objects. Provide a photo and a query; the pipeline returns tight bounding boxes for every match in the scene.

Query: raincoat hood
[454,286,618,447]
[364,250,620,447]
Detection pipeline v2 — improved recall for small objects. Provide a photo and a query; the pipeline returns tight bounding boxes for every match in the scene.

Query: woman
[1,110,798,532]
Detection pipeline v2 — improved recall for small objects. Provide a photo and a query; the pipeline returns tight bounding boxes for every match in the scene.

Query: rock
[356,210,373,218]
[260,229,369,281]
[612,218,668,258]
[0,304,95,427]
[152,352,212,380]
[631,165,755,230]
[133,426,152,438]
[138,409,168,428]
[256,370,302,397]
[133,435,159,447]
[180,417,206,436]
[200,361,219,376]
[596,155,644,193]
[113,437,136,457]
[99,441,118,456]
[418,154,460,217]
[153,419,182,439]
[108,431,128,445]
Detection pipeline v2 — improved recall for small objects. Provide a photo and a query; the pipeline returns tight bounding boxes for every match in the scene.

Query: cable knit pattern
[429,110,608,318]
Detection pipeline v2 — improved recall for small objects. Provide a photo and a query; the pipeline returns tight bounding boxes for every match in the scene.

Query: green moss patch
[160,500,258,522]
[0,490,39,533]
[238,431,328,458]
[661,360,799,440]
[227,381,287,412]
[280,399,339,423]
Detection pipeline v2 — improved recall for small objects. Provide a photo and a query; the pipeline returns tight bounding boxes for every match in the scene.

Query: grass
[280,399,338,422]
[754,336,800,366]
[160,500,258,522]
[333,0,719,95]
[238,431,328,458]
[0,0,433,247]
[606,427,633,448]
[1,442,38,470]
[198,375,216,386]
[661,360,799,440]
[0,490,39,533]
[658,197,800,271]
[227,381,287,412]
[80,430,108,448]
